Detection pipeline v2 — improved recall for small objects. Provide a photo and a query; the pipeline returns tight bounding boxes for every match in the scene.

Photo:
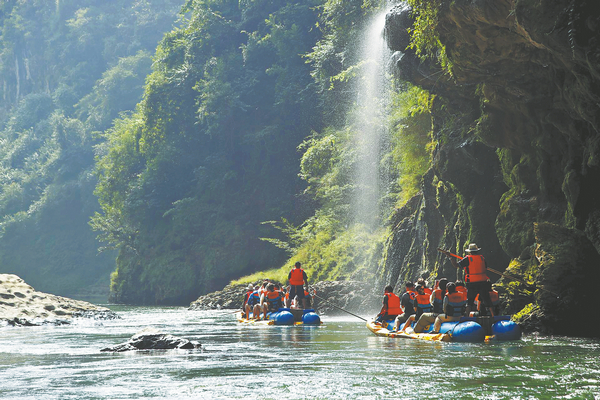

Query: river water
[0,306,598,399]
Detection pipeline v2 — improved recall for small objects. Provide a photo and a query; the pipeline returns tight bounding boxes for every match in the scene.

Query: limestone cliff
[381,0,600,337]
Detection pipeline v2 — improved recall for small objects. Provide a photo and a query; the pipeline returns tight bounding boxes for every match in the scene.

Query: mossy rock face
[495,193,538,258]
[522,223,600,337]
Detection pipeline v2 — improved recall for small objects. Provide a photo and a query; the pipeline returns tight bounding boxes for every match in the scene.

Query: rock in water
[0,274,117,326]
[101,329,202,352]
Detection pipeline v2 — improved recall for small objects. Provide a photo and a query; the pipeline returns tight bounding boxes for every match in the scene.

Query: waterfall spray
[352,8,393,231]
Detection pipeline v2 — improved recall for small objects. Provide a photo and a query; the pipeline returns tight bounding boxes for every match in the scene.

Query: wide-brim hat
[465,243,481,252]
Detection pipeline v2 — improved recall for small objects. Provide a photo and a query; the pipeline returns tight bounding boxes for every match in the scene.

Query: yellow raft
[367,315,521,343]
[366,320,452,342]
[236,312,277,325]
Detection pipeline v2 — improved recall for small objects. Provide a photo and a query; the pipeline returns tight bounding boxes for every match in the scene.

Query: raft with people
[367,315,520,342]
[236,308,322,326]
[368,244,523,343]
[236,277,321,326]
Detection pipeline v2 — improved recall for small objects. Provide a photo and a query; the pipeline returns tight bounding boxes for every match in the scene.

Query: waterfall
[352,8,393,231]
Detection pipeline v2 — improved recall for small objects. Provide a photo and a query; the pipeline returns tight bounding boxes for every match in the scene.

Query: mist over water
[352,8,393,231]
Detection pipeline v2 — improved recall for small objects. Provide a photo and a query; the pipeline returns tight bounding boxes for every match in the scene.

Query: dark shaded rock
[384,3,413,52]
[101,329,202,352]
[519,222,600,337]
[383,0,600,336]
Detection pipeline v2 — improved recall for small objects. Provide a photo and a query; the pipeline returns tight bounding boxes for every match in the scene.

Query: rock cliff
[381,0,600,337]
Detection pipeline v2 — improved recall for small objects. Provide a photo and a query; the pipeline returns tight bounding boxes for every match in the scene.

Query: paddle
[311,292,368,322]
[437,248,561,298]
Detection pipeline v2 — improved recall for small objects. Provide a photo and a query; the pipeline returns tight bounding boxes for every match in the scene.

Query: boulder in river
[0,274,117,326]
[101,328,202,352]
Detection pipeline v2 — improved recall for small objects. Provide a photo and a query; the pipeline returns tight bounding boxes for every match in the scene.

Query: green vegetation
[0,0,182,299]
[92,0,324,304]
[404,0,452,73]
[1,0,436,304]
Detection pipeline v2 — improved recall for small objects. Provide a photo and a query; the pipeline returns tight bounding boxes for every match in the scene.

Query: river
[0,306,598,399]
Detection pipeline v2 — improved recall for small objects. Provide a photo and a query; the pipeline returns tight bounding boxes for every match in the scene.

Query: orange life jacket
[264,290,282,310]
[445,292,466,317]
[490,289,499,303]
[259,287,268,298]
[384,292,402,315]
[243,290,253,305]
[476,290,500,307]
[289,268,305,286]
[464,255,489,283]
[415,293,433,317]
[423,287,432,296]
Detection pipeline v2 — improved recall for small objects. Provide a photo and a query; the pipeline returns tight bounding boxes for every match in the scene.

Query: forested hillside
[0,0,435,305]
[90,0,436,305]
[93,0,325,304]
[0,0,182,299]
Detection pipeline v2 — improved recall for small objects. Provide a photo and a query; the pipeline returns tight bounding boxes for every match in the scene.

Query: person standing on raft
[286,262,309,309]
[447,243,495,317]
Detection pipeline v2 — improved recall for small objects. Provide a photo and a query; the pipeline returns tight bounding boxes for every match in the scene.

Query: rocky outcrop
[101,328,201,352]
[382,0,600,337]
[189,280,380,316]
[189,281,260,310]
[0,274,117,326]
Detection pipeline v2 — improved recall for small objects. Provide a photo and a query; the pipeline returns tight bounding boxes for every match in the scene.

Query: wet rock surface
[382,0,600,337]
[0,274,117,326]
[101,329,202,352]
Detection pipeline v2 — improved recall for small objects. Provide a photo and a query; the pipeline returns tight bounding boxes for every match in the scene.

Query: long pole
[437,248,560,298]
[312,293,368,322]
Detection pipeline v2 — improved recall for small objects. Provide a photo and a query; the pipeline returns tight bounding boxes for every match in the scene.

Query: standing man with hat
[448,243,495,317]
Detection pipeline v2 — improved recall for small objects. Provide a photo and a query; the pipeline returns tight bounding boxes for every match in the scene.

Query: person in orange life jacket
[259,280,270,298]
[375,285,402,323]
[287,262,309,309]
[400,284,435,332]
[304,289,312,308]
[417,278,432,296]
[431,282,467,333]
[448,243,495,317]
[241,284,254,318]
[472,282,501,317]
[455,280,467,300]
[392,282,417,331]
[245,286,262,319]
[291,287,313,308]
[431,278,449,314]
[260,283,283,319]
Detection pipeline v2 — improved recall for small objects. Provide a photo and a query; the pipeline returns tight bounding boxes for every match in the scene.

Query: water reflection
[0,308,598,399]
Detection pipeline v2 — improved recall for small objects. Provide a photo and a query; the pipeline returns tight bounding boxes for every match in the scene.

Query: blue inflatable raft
[367,315,520,342]
[236,308,322,326]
